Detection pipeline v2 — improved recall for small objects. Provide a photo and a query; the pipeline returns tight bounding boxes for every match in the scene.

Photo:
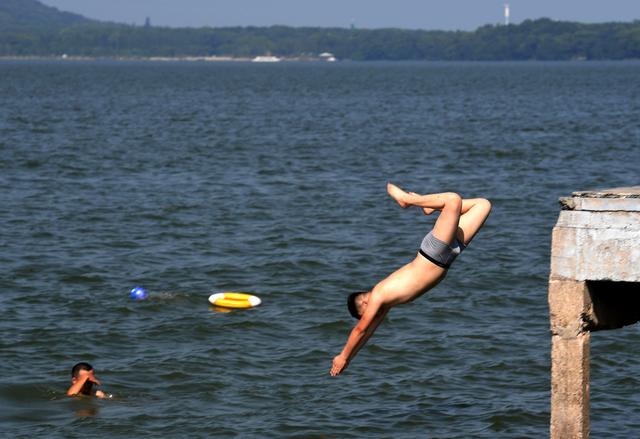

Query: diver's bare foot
[387,182,410,208]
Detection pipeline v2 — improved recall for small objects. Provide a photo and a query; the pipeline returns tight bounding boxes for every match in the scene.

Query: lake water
[1,60,639,438]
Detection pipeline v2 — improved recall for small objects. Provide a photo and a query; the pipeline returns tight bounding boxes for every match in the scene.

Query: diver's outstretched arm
[331,294,387,377]
[346,307,388,363]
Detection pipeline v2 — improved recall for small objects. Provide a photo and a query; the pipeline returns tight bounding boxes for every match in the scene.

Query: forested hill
[1,0,640,60]
[0,0,90,29]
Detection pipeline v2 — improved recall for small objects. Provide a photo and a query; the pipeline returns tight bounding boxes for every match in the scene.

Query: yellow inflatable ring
[208,292,261,309]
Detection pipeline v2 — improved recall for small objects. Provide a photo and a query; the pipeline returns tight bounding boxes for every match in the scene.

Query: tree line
[2,18,640,60]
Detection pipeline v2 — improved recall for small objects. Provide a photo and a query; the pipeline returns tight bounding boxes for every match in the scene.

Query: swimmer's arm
[67,376,94,396]
[330,298,385,377]
[66,378,88,396]
[66,370,101,396]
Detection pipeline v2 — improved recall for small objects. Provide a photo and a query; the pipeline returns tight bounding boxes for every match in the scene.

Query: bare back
[372,254,447,307]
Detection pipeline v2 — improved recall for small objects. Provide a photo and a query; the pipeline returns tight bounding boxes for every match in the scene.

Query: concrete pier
[549,187,640,438]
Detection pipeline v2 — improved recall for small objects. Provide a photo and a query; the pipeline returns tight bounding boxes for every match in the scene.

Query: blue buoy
[130,286,148,300]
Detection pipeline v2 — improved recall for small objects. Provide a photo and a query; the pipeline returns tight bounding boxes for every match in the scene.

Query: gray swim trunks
[418,231,466,269]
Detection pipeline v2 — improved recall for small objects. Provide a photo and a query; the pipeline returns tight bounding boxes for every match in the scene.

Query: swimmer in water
[330,183,491,377]
[66,362,108,398]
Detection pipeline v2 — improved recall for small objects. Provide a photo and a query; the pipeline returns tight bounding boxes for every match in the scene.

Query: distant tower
[350,19,355,30]
[145,17,151,28]
[504,4,510,26]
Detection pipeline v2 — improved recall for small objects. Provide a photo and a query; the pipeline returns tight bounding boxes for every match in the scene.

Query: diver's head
[347,291,370,320]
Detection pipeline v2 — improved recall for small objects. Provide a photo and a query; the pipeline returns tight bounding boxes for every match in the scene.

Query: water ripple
[1,60,640,437]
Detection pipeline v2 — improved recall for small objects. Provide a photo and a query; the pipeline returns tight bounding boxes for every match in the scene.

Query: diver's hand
[330,354,349,377]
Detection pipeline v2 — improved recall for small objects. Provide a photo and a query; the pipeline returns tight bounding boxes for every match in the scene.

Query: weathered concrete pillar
[549,187,640,439]
[549,279,590,439]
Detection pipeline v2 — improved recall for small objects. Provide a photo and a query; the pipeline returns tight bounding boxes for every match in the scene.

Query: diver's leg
[456,198,492,245]
[387,183,462,244]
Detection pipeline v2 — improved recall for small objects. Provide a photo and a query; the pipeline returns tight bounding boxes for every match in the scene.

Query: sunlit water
[1,60,639,438]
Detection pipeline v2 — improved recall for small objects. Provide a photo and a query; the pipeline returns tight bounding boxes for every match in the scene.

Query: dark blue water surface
[1,60,639,438]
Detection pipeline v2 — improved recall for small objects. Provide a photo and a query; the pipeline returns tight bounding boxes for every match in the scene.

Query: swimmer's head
[71,363,93,379]
[347,291,369,319]
[71,362,95,395]
[71,362,94,379]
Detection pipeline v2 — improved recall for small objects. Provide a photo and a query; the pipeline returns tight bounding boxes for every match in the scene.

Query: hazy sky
[39,0,640,30]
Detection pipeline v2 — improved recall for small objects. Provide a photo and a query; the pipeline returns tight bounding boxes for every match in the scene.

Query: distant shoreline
[0,55,343,63]
[4,4,640,62]
[2,56,640,64]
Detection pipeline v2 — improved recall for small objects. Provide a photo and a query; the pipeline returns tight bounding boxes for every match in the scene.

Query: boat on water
[319,52,337,62]
[252,55,281,63]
